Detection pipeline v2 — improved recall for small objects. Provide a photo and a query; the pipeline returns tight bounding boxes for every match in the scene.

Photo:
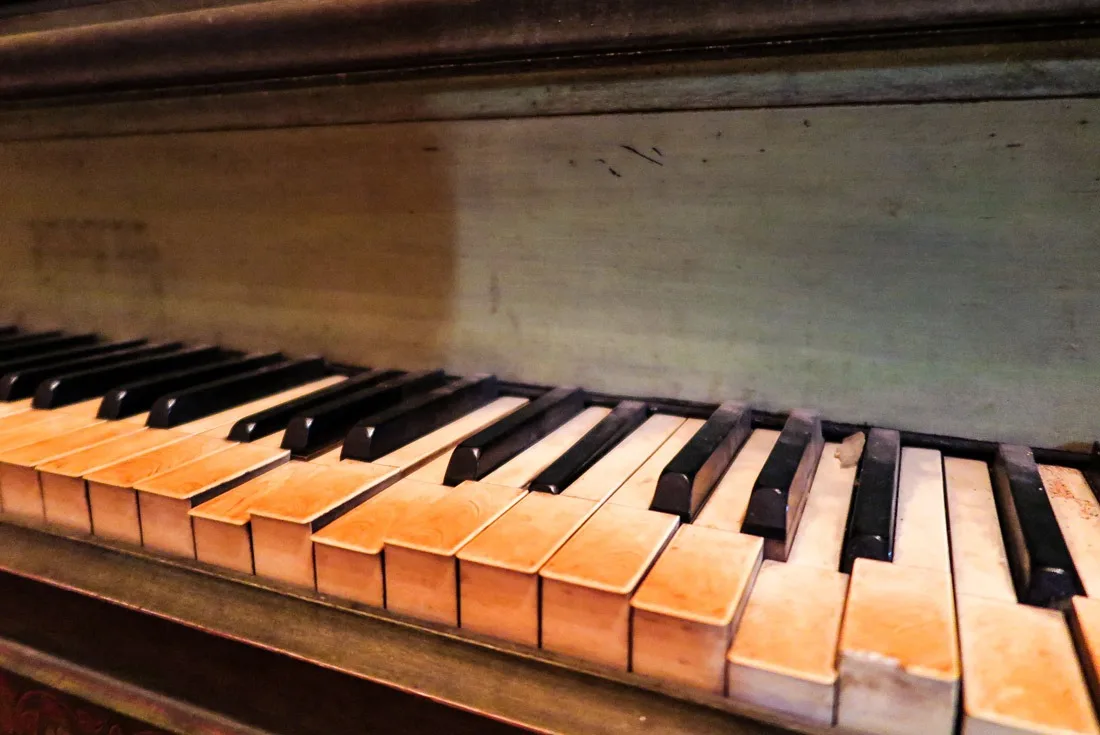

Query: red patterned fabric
[0,670,168,735]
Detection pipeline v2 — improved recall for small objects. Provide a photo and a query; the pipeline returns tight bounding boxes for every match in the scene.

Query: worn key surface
[33,376,344,537]
[944,457,1016,602]
[1040,464,1100,598]
[456,492,597,645]
[248,462,399,586]
[726,441,858,726]
[840,427,900,573]
[605,418,703,509]
[650,401,751,522]
[630,525,763,693]
[312,479,450,607]
[694,429,780,533]
[540,503,679,669]
[38,428,192,535]
[454,414,684,646]
[0,421,146,523]
[443,386,584,486]
[134,444,291,557]
[994,444,1082,607]
[529,400,648,495]
[836,448,959,735]
[559,414,685,502]
[481,406,609,488]
[947,458,1099,735]
[741,410,823,561]
[1070,596,1100,732]
[375,396,528,476]
[384,480,526,626]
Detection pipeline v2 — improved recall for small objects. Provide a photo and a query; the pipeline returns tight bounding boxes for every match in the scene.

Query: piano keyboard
[0,327,1098,734]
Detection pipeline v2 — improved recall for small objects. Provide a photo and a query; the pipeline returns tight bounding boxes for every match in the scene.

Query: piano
[0,1,1099,734]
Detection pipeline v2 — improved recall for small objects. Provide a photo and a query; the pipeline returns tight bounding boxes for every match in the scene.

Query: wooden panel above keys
[0,420,146,523]
[630,525,762,694]
[540,503,679,670]
[248,462,399,587]
[312,478,450,608]
[134,443,291,558]
[384,480,526,626]
[456,492,597,646]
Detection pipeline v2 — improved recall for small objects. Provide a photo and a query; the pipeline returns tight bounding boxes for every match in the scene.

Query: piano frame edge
[0,519,813,735]
[1,34,1099,143]
[0,635,272,735]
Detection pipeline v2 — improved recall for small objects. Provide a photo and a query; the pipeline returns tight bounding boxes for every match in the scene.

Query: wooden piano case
[1,0,1099,732]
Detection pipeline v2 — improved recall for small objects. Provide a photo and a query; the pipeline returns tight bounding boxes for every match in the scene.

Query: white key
[837,448,959,735]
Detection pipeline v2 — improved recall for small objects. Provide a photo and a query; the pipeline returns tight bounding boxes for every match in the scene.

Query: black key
[1084,442,1100,506]
[839,428,898,574]
[147,357,329,429]
[741,410,824,561]
[0,341,183,401]
[227,368,403,443]
[0,332,98,362]
[0,329,61,347]
[0,338,146,377]
[0,326,17,337]
[529,400,648,495]
[650,401,751,520]
[33,345,226,410]
[341,375,500,462]
[993,444,1082,608]
[282,370,448,458]
[97,351,278,419]
[443,386,585,486]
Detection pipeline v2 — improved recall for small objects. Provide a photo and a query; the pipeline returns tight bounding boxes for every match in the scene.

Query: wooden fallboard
[0,519,808,735]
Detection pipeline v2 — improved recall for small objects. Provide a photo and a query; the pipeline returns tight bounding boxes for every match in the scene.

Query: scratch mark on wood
[620,145,663,166]
[651,147,663,157]
[608,167,622,178]
[489,272,501,315]
[1005,143,1023,149]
